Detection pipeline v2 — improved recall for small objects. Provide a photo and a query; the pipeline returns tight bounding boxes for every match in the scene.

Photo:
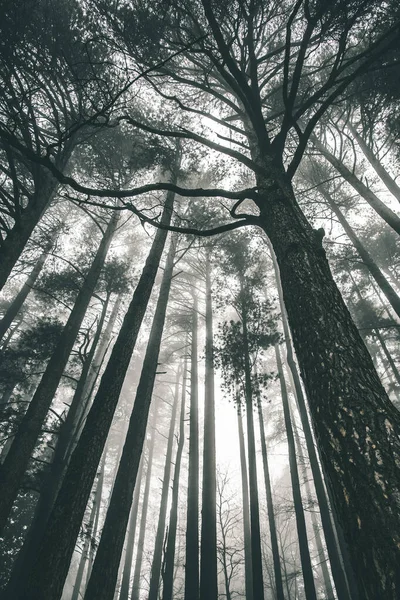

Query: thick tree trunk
[131,409,158,600]
[118,452,144,600]
[241,288,265,600]
[312,135,400,235]
[256,167,400,599]
[84,231,178,600]
[14,188,175,600]
[148,366,181,600]
[274,343,317,600]
[184,295,200,600]
[347,122,400,205]
[319,186,400,319]
[0,249,48,342]
[200,251,218,600]
[162,356,187,600]
[0,212,118,536]
[236,401,253,600]
[269,240,353,600]
[256,396,285,600]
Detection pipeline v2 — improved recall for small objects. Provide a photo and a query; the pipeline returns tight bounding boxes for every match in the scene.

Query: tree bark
[118,452,145,600]
[147,366,181,600]
[275,343,317,600]
[256,395,285,600]
[84,230,178,600]
[162,355,187,600]
[14,187,175,600]
[200,250,218,600]
[0,212,118,536]
[184,294,200,600]
[131,408,158,600]
[236,400,253,600]
[269,240,353,600]
[256,164,400,598]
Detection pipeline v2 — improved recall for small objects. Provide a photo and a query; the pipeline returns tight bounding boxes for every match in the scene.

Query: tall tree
[0,211,119,535]
[162,355,187,600]
[200,249,218,600]
[185,292,200,600]
[13,185,176,600]
[148,366,181,600]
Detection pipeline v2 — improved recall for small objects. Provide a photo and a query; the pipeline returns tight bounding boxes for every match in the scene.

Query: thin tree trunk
[0,249,48,342]
[148,366,181,600]
[347,122,400,205]
[131,408,158,600]
[15,187,175,600]
[311,135,400,235]
[71,295,123,451]
[240,286,265,600]
[256,396,285,600]
[200,250,217,600]
[85,446,107,588]
[319,186,400,319]
[85,230,178,600]
[162,355,187,600]
[292,419,335,600]
[0,212,118,536]
[118,453,145,600]
[274,343,317,600]
[236,400,253,600]
[184,294,200,600]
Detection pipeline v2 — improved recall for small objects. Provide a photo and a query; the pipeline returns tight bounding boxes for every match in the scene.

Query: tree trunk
[148,366,181,600]
[0,147,72,291]
[311,135,400,236]
[162,355,187,600]
[256,395,285,600]
[240,285,265,600]
[269,240,353,600]
[3,294,111,599]
[84,230,178,600]
[200,250,218,600]
[131,408,158,600]
[118,452,145,600]
[292,418,335,600]
[236,401,253,600]
[184,294,200,600]
[347,122,400,205]
[319,185,400,319]
[0,212,118,536]
[14,187,175,600]
[0,249,48,343]
[256,162,400,598]
[85,445,107,588]
[275,343,317,600]
[71,294,123,452]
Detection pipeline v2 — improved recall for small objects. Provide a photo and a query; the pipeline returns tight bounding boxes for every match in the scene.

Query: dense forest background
[0,1,400,599]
